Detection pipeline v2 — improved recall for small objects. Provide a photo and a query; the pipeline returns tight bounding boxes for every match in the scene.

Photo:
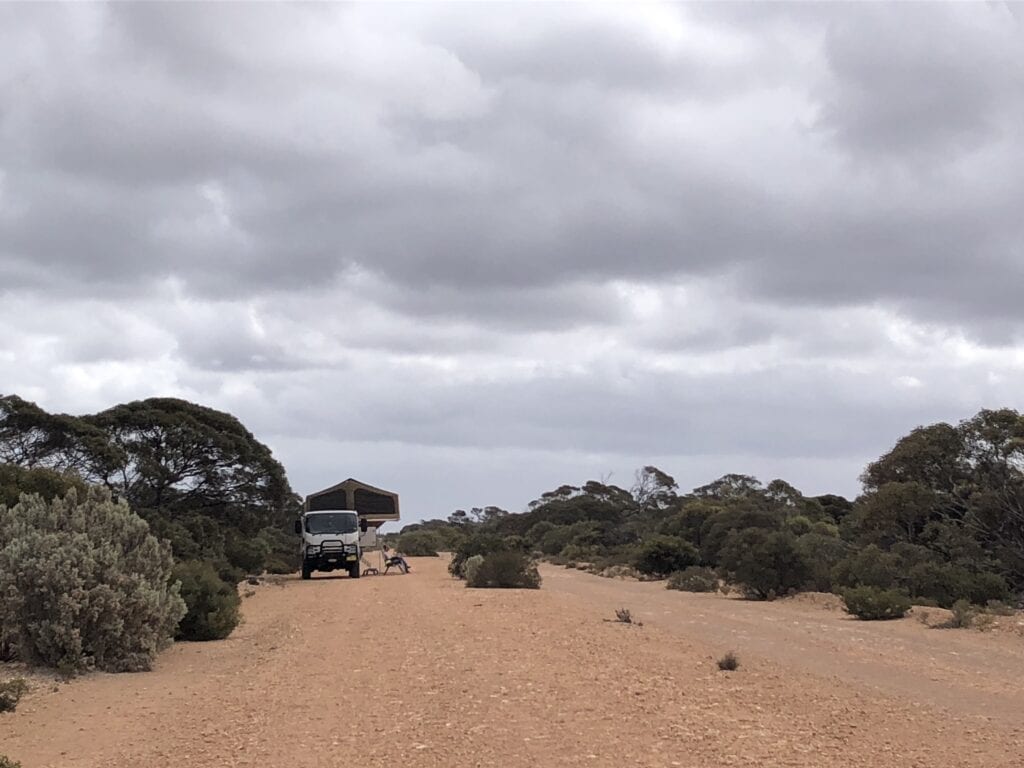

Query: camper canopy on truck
[296,478,400,580]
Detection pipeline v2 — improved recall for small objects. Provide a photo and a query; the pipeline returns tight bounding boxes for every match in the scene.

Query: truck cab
[295,509,364,580]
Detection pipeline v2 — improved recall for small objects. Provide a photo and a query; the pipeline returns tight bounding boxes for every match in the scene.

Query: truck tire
[349,563,361,579]
[301,562,312,580]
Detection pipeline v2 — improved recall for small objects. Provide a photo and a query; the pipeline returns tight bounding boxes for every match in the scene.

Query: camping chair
[383,552,408,574]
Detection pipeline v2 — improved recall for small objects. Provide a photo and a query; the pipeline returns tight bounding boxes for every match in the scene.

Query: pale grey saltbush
[0,488,186,674]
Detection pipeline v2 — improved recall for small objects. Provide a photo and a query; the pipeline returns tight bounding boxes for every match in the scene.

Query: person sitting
[382,545,411,574]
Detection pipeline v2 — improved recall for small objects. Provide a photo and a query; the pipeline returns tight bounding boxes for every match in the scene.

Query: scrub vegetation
[0,394,300,669]
[3,395,1022,676]
[409,409,1024,612]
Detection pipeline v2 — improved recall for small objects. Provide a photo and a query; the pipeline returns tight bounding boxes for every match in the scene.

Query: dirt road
[3,558,1023,768]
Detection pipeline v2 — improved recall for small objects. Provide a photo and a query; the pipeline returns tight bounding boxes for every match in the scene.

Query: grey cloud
[3,1,1022,342]
[817,4,1024,161]
[3,3,1024,521]
[239,363,942,461]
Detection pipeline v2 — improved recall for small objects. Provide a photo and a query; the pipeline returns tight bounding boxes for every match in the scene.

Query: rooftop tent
[305,478,400,527]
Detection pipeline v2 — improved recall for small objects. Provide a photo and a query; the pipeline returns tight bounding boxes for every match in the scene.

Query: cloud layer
[2,3,1023,519]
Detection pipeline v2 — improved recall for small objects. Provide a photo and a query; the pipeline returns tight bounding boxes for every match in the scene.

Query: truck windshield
[305,513,358,535]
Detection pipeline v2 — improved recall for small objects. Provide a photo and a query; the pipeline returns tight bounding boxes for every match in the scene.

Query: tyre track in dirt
[2,558,1022,768]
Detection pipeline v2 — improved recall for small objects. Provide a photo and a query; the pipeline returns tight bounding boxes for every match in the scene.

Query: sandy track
[2,558,1022,768]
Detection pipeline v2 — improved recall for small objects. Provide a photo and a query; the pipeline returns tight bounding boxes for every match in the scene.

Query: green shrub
[212,559,246,586]
[224,532,269,574]
[257,526,299,574]
[463,554,485,585]
[524,520,557,546]
[560,543,599,563]
[784,515,813,537]
[0,678,28,712]
[699,509,780,565]
[0,464,87,508]
[466,551,541,589]
[831,544,901,590]
[0,489,186,674]
[794,533,851,592]
[905,562,1009,608]
[666,566,719,593]
[718,529,809,600]
[965,571,1010,606]
[842,586,911,620]
[0,755,23,768]
[449,533,514,578]
[633,536,698,577]
[810,520,840,537]
[538,526,575,556]
[396,530,441,557]
[172,561,241,641]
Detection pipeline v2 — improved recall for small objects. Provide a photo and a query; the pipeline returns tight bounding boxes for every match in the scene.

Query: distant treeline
[400,408,1024,606]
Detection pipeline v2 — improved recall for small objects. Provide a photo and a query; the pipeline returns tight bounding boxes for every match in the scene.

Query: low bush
[0,489,186,674]
[718,529,809,600]
[172,561,241,641]
[462,554,485,585]
[842,586,911,620]
[831,545,901,590]
[593,563,644,580]
[449,533,515,579]
[985,600,1017,616]
[396,530,441,557]
[257,526,300,574]
[560,543,600,563]
[964,571,1010,606]
[0,678,28,712]
[941,599,977,629]
[905,561,960,608]
[614,608,634,624]
[717,651,739,671]
[666,566,719,593]
[633,536,698,577]
[0,755,23,768]
[466,551,541,589]
[224,534,269,575]
[263,556,297,575]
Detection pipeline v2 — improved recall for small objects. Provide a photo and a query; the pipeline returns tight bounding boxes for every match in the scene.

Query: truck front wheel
[301,562,313,580]
[349,563,361,579]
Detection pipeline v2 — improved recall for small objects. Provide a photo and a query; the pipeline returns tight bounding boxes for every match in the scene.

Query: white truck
[294,509,365,580]
[296,478,401,580]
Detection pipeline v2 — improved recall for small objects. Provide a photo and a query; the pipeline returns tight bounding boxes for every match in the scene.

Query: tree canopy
[1,394,298,579]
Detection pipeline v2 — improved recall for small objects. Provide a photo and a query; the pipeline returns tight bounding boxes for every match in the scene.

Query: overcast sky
[2,2,1023,523]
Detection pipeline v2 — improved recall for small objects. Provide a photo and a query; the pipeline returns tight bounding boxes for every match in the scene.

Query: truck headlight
[305,545,319,555]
